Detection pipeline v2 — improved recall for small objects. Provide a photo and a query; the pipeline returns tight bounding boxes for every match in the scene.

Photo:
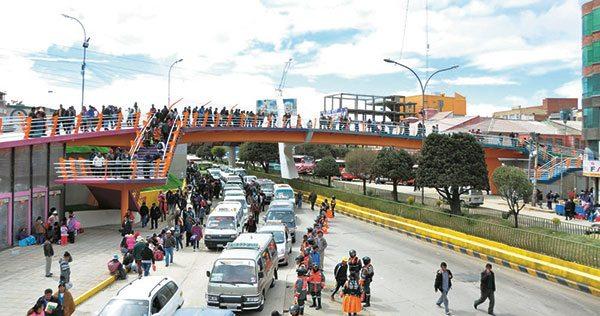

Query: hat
[166,230,172,234]
[113,254,119,260]
[342,257,348,262]
[52,211,58,215]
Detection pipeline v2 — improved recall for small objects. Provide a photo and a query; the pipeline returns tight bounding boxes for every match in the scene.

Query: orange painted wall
[406,93,467,116]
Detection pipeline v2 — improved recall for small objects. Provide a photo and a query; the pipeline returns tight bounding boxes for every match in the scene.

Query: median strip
[74,275,117,306]
[302,191,600,296]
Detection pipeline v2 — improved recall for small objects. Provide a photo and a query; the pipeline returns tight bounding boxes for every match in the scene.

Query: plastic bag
[152,264,156,272]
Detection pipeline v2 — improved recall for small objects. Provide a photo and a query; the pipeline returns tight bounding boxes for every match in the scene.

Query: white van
[273,184,295,209]
[462,189,484,207]
[223,195,249,222]
[257,221,292,265]
[204,203,243,250]
[206,233,278,312]
[98,276,184,316]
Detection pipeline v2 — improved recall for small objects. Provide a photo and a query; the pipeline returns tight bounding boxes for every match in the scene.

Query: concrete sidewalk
[1,221,173,315]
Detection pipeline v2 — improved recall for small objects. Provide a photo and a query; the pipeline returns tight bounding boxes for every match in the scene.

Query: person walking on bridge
[434,262,453,315]
[474,263,496,315]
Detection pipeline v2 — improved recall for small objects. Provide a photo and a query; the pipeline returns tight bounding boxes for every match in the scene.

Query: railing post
[253,114,258,127]
[0,117,3,135]
[68,158,77,178]
[192,112,199,127]
[215,113,221,127]
[116,112,123,130]
[73,114,82,134]
[226,114,233,127]
[104,160,109,179]
[58,158,67,179]
[96,113,103,132]
[202,112,209,127]
[130,160,138,179]
[133,112,141,130]
[50,116,59,137]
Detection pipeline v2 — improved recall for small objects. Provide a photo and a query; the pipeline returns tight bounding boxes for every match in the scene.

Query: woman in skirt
[342,273,362,316]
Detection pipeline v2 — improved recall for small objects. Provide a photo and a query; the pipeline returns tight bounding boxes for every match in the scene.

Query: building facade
[492,98,577,121]
[583,1,600,203]
[405,92,466,116]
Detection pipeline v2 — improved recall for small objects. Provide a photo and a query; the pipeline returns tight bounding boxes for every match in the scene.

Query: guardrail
[54,158,166,180]
[0,112,141,141]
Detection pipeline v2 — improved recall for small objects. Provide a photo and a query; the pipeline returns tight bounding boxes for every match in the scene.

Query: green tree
[211,146,227,162]
[238,142,279,173]
[416,133,489,214]
[372,147,415,201]
[492,166,533,228]
[313,156,340,187]
[294,144,351,159]
[345,149,377,195]
[195,144,213,160]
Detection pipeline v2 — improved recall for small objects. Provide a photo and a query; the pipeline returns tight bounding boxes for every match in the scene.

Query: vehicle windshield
[261,184,274,192]
[275,189,293,199]
[210,259,257,284]
[271,231,285,243]
[267,211,294,224]
[206,216,236,230]
[99,299,149,316]
[225,191,245,196]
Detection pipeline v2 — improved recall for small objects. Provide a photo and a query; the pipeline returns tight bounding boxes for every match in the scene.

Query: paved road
[76,204,599,315]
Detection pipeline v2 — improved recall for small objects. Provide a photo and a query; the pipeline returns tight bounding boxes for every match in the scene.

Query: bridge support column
[485,157,501,195]
[120,189,129,222]
[279,143,298,179]
[227,146,236,167]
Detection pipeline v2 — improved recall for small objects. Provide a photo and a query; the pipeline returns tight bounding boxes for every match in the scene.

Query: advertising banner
[320,107,348,118]
[583,159,600,177]
[283,98,298,115]
[256,99,278,114]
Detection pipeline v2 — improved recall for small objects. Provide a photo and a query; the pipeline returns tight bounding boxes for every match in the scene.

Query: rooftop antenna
[276,58,293,97]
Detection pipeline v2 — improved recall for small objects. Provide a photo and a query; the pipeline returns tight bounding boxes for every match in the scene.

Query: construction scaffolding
[323,93,417,123]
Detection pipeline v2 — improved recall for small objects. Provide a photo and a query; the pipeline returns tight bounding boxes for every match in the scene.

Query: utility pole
[168,58,183,106]
[62,14,90,109]
[383,58,458,205]
[531,133,540,206]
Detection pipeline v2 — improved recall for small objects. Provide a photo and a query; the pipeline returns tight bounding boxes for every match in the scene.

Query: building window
[583,8,600,37]
[583,107,600,129]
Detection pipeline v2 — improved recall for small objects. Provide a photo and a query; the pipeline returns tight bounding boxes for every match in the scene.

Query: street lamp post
[384,58,458,205]
[168,59,183,106]
[62,14,90,109]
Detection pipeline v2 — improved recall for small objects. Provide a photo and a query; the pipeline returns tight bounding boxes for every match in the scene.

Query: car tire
[257,292,265,312]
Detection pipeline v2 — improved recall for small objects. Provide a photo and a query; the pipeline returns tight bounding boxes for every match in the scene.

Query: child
[59,251,73,288]
[60,222,68,246]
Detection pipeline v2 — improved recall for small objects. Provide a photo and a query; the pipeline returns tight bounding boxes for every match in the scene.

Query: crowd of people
[533,187,599,221]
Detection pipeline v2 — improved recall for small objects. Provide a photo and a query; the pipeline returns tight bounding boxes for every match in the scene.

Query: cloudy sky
[0,0,584,119]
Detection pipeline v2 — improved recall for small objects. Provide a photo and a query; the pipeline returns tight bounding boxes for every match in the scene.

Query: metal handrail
[54,159,165,180]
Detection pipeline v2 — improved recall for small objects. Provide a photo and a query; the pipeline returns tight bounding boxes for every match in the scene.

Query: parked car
[98,276,184,316]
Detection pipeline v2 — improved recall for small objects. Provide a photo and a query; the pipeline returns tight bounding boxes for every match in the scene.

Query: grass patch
[141,173,183,192]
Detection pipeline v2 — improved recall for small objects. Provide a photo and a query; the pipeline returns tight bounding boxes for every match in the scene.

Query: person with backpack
[360,256,374,307]
[107,254,127,280]
[474,263,496,315]
[173,217,184,251]
[132,236,146,278]
[59,251,73,288]
[191,220,203,251]
[308,265,325,310]
[434,262,453,315]
[139,202,149,228]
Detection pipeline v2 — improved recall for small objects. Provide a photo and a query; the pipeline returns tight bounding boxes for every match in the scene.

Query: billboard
[256,99,278,115]
[583,159,600,177]
[320,107,348,118]
[283,98,298,115]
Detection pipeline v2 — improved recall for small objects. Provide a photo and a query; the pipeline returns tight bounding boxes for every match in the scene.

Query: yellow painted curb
[301,191,600,296]
[74,275,116,306]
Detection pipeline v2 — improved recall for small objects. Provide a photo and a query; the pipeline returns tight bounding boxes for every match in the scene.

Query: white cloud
[468,103,506,117]
[443,76,517,86]
[554,79,582,100]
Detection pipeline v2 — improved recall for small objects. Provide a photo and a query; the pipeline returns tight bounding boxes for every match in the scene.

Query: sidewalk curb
[74,275,116,306]
[335,206,600,297]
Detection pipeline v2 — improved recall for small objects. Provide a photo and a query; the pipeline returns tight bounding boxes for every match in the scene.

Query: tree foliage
[492,166,533,228]
[416,133,489,214]
[211,146,227,161]
[372,147,415,201]
[238,142,279,172]
[295,144,350,159]
[194,144,213,160]
[345,149,377,195]
[313,156,340,186]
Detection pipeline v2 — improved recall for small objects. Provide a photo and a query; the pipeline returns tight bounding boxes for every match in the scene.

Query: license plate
[225,304,239,310]
[218,244,225,247]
